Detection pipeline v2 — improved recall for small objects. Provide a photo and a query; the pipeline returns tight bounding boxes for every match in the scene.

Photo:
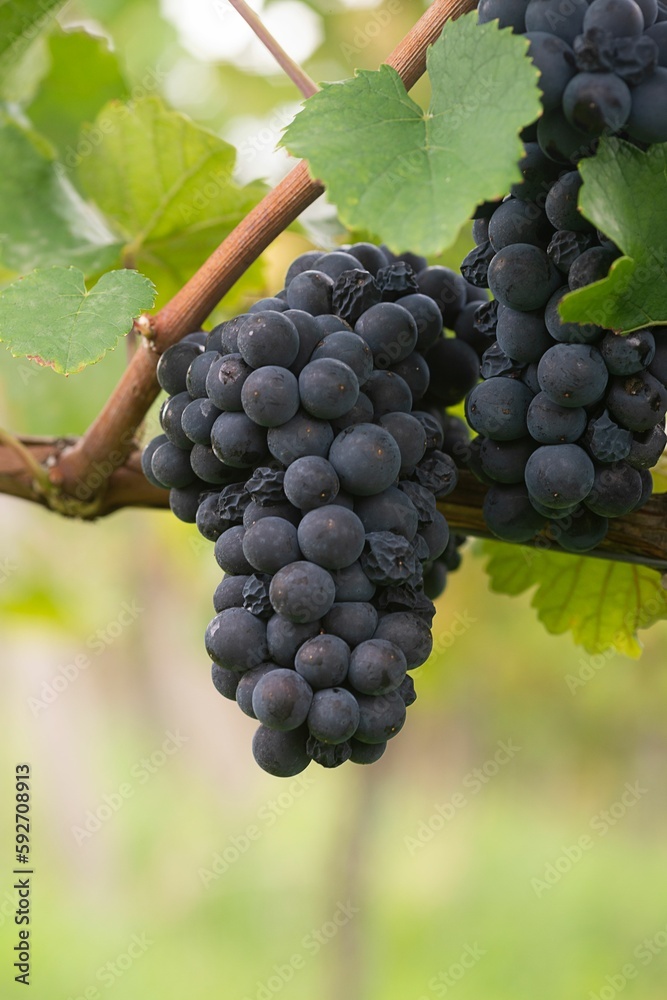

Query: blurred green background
[1,1,667,998]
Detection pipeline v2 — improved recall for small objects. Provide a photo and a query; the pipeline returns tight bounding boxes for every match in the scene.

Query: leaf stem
[0,427,52,497]
[226,0,319,98]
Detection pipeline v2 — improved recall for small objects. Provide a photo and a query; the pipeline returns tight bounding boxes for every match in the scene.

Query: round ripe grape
[545,172,589,232]
[298,358,360,420]
[349,739,387,764]
[328,423,402,495]
[323,603,378,648]
[525,443,595,508]
[527,392,588,444]
[297,505,366,570]
[389,350,434,402]
[205,607,268,671]
[181,398,221,445]
[295,634,350,689]
[552,509,609,553]
[347,242,390,276]
[354,302,418,368]
[213,575,249,613]
[496,307,555,364]
[466,377,534,441]
[415,266,467,328]
[252,725,310,776]
[525,31,576,112]
[160,392,193,450]
[363,370,413,417]
[377,412,427,474]
[331,392,375,432]
[315,251,364,281]
[420,510,450,561]
[242,517,302,574]
[190,444,239,486]
[283,310,322,375]
[601,329,656,376]
[267,410,334,466]
[169,482,207,523]
[636,0,658,28]
[354,487,419,541]
[285,251,323,285]
[310,331,373,385]
[283,455,340,511]
[348,639,407,696]
[478,0,527,31]
[562,72,632,136]
[537,344,608,407]
[237,312,300,369]
[236,664,281,718]
[483,483,547,541]
[353,691,407,744]
[156,341,202,395]
[206,353,252,411]
[568,247,619,291]
[627,67,667,143]
[423,339,481,407]
[211,663,239,700]
[330,562,376,602]
[142,434,168,489]
[526,0,587,43]
[373,612,433,669]
[151,441,196,489]
[479,437,537,483]
[286,270,334,315]
[252,668,313,731]
[307,688,360,744]
[607,372,667,431]
[585,461,643,516]
[240,365,300,427]
[583,0,645,38]
[243,500,300,531]
[488,198,552,252]
[646,21,667,64]
[269,561,336,623]
[214,525,253,574]
[186,351,219,399]
[211,411,268,468]
[266,615,322,668]
[398,294,443,352]
[488,244,561,311]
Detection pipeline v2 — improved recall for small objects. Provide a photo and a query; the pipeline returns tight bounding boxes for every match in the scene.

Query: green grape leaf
[0,266,155,374]
[483,541,667,658]
[77,97,267,307]
[282,13,541,255]
[560,138,667,334]
[0,112,122,275]
[27,29,129,155]
[0,0,66,79]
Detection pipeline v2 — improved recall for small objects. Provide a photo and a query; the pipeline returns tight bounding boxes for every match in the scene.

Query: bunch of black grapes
[461,0,667,552]
[143,243,479,776]
[479,0,667,157]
